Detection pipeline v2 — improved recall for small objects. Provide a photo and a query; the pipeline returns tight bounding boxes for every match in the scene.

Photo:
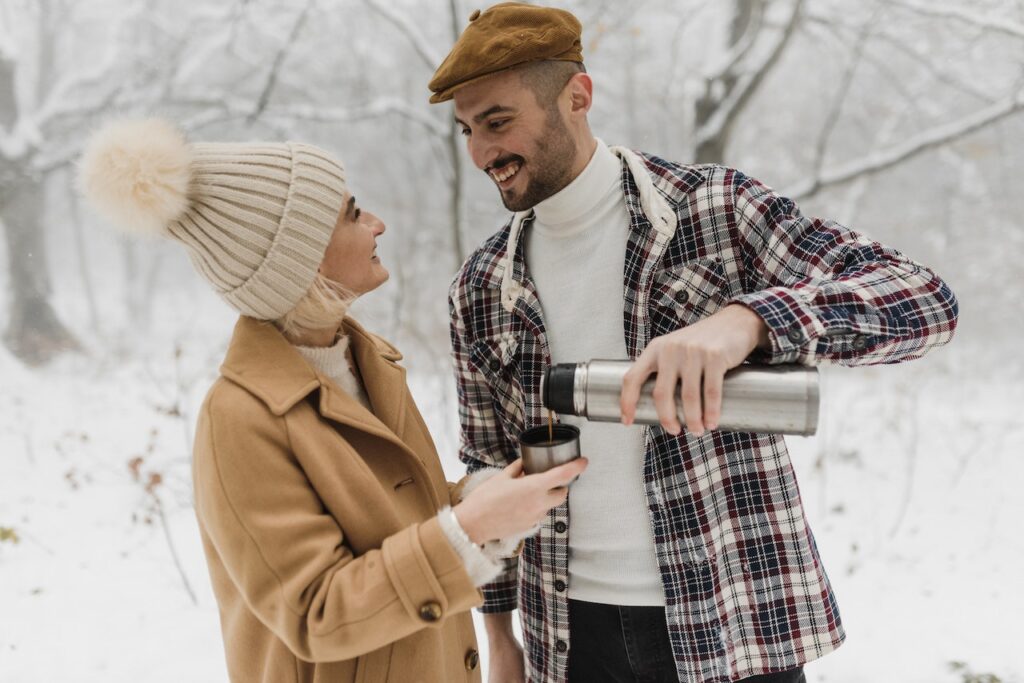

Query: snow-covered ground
[1,306,1020,683]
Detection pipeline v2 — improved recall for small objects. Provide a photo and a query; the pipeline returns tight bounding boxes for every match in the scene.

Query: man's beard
[499,110,577,212]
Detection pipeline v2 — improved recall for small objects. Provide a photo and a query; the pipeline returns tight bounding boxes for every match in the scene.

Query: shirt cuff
[730,287,827,365]
[437,506,503,587]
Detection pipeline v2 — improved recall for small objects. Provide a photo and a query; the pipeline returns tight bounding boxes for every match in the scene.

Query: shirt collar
[500,146,679,312]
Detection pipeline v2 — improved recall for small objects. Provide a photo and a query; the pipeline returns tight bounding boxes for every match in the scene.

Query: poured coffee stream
[547,410,555,443]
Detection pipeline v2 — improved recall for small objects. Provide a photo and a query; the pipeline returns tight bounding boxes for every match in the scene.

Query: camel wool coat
[192,316,484,683]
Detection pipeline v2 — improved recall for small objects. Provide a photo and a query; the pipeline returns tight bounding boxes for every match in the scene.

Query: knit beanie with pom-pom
[77,119,348,320]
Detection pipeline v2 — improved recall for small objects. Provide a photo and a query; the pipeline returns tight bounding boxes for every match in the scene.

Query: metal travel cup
[519,424,581,474]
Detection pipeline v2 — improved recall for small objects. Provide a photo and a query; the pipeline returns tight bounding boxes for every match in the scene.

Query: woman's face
[319,195,389,295]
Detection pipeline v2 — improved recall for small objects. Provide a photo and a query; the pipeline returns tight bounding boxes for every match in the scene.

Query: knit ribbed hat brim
[78,120,348,320]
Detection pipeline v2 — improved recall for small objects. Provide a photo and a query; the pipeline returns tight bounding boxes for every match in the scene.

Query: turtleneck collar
[293,333,352,374]
[532,139,620,236]
[292,333,374,412]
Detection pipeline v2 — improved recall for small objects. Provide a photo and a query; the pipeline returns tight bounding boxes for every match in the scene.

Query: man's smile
[486,157,525,188]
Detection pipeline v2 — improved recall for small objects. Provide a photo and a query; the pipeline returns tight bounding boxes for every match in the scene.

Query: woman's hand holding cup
[453,457,588,545]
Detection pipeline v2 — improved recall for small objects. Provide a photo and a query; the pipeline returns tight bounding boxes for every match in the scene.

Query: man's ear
[565,72,593,116]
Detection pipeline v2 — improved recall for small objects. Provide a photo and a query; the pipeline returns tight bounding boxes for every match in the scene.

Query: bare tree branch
[181,89,446,136]
[151,490,198,605]
[888,0,1024,41]
[809,5,879,180]
[31,91,447,175]
[364,0,442,69]
[694,0,803,156]
[788,86,1024,199]
[803,12,996,105]
[800,20,930,156]
[707,0,766,80]
[247,0,314,124]
[268,99,448,136]
[0,3,19,61]
[35,17,133,127]
[446,0,465,264]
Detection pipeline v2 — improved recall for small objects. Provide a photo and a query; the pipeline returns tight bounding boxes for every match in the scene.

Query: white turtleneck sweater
[293,335,373,412]
[525,140,665,606]
[293,335,502,587]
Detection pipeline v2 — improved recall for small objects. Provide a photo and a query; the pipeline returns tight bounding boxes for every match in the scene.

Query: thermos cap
[542,364,577,414]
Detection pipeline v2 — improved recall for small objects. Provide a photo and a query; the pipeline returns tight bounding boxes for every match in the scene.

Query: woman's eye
[354,208,362,220]
[460,127,471,137]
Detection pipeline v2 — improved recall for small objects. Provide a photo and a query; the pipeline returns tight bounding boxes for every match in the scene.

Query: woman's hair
[274,273,357,340]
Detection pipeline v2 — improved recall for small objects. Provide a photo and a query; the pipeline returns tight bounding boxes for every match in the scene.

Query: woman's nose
[371,213,386,236]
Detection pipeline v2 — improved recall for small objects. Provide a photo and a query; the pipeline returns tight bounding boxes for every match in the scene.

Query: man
[431,4,958,683]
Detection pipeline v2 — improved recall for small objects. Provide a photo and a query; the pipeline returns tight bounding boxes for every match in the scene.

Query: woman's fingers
[537,457,588,489]
[503,458,525,478]
[547,486,570,506]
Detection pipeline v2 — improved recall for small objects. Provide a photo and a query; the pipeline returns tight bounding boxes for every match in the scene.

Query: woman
[78,119,587,683]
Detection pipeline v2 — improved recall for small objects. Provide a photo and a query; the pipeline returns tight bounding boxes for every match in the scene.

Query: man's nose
[468,134,496,172]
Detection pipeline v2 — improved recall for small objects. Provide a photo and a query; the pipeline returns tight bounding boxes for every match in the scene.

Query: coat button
[419,602,442,622]
[675,288,690,305]
[489,358,502,373]
[555,640,568,653]
[554,579,566,592]
[786,326,804,344]
[554,521,567,533]
[852,335,868,350]
[465,649,480,670]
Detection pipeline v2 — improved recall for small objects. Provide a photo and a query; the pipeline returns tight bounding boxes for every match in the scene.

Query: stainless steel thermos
[541,360,819,436]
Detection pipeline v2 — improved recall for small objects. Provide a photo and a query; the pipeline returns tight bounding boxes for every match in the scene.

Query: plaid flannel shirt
[448,148,958,683]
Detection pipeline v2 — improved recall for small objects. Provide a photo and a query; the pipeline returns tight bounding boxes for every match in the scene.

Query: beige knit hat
[77,119,347,320]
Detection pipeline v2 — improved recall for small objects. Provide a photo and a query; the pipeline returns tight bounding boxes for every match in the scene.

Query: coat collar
[219,316,409,442]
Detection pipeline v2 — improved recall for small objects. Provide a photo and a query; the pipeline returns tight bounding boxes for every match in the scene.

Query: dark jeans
[567,599,807,683]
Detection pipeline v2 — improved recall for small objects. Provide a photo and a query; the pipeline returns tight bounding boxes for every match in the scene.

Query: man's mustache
[485,155,525,174]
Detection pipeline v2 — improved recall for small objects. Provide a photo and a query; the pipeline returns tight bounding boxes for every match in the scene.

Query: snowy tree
[0,0,103,365]
[1,0,1022,371]
[2,3,1024,682]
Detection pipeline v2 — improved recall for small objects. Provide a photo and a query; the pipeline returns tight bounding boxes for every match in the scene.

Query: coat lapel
[219,316,422,467]
[331,317,409,443]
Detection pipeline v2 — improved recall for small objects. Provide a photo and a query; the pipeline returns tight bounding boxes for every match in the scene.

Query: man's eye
[489,119,507,130]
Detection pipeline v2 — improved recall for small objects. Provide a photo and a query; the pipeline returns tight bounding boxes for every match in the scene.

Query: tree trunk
[695,136,727,165]
[694,0,761,163]
[1,173,80,366]
[447,0,466,268]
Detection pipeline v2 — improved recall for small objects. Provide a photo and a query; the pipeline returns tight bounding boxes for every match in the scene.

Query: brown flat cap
[428,2,583,104]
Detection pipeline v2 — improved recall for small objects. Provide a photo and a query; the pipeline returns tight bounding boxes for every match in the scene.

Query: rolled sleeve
[381,516,481,627]
[729,170,958,367]
[478,558,520,613]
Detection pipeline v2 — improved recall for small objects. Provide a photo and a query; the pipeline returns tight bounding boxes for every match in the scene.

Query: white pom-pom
[77,119,192,236]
